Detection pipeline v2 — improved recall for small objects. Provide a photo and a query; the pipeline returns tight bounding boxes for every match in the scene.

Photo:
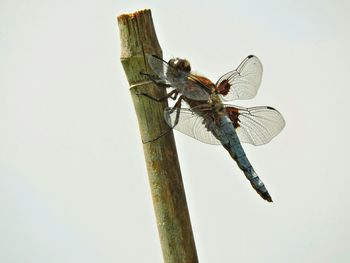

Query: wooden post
[117,9,198,263]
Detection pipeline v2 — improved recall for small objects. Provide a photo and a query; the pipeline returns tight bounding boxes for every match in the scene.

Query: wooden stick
[117,9,198,263]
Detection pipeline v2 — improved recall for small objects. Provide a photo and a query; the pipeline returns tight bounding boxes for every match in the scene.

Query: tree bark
[117,9,198,263]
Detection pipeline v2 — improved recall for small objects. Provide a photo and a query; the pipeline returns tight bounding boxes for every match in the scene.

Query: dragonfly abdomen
[219,116,273,202]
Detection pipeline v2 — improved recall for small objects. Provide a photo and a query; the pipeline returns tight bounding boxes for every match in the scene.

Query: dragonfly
[138,54,285,202]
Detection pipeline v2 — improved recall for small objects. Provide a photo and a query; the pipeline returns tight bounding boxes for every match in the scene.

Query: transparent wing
[165,105,285,146]
[226,105,285,146]
[164,105,285,146]
[164,107,222,145]
[147,54,210,101]
[215,55,263,101]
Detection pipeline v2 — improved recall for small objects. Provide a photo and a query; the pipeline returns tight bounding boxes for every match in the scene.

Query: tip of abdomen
[248,172,273,202]
[260,191,273,202]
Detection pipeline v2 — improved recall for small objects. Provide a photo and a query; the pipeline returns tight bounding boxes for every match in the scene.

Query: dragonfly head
[169,58,191,73]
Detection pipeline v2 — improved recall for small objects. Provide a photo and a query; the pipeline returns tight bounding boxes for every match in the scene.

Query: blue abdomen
[218,116,272,202]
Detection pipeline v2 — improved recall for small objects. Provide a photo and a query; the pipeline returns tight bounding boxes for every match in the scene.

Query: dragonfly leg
[136,89,179,102]
[167,96,183,129]
[140,71,172,88]
[142,96,184,144]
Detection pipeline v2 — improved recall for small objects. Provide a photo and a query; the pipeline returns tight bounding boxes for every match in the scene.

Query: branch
[117,9,198,263]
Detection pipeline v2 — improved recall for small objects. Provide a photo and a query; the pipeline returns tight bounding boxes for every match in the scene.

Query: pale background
[1,0,349,262]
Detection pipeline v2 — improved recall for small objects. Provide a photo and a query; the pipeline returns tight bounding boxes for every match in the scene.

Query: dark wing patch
[217,79,231,96]
[225,107,240,128]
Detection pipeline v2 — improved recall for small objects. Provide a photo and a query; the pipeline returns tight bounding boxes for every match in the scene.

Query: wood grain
[118,9,198,263]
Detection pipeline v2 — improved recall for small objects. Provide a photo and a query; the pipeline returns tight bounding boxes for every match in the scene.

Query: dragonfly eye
[182,60,191,72]
[169,58,191,72]
[177,59,191,72]
[168,58,176,66]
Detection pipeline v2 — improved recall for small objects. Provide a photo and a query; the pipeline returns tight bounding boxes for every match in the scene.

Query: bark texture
[118,9,198,263]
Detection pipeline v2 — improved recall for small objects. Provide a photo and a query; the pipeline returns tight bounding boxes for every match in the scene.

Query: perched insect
[138,54,285,202]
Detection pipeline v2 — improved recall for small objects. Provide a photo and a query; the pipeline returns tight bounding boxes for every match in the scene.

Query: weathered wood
[117,9,198,263]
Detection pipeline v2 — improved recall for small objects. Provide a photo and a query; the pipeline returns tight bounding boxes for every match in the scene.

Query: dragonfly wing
[226,105,285,146]
[216,55,263,101]
[147,55,210,101]
[164,107,221,145]
[147,54,174,82]
[164,104,285,146]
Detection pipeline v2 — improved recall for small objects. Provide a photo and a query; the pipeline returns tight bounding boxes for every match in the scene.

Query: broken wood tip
[117,9,151,21]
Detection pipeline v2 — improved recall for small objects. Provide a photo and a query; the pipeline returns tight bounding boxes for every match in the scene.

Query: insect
[138,54,285,202]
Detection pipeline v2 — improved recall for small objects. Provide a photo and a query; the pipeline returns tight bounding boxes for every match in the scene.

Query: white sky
[1,0,349,262]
